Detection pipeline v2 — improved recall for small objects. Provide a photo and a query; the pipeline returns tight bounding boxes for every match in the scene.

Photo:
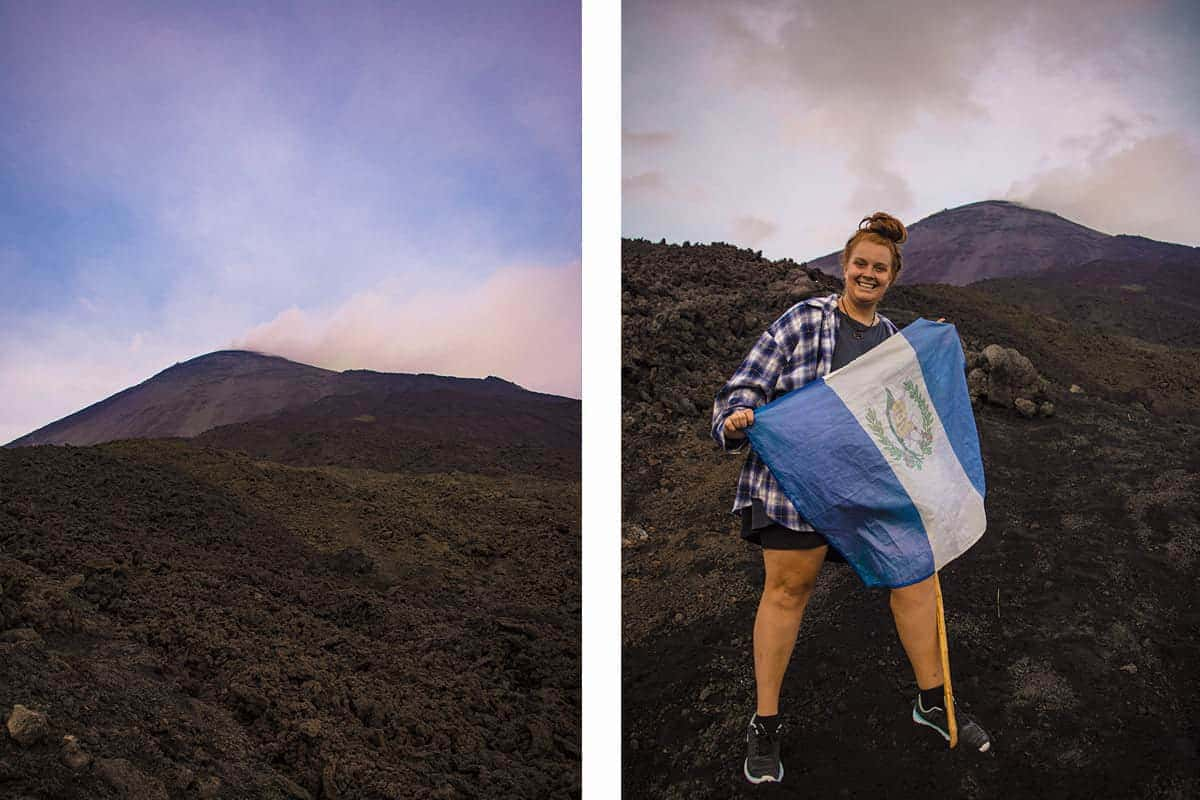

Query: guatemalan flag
[746,319,986,589]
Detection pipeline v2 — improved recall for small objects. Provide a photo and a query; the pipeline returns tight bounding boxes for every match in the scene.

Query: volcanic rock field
[1,365,580,799]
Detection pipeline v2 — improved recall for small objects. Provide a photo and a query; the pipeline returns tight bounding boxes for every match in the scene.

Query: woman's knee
[889,576,935,612]
[763,573,816,612]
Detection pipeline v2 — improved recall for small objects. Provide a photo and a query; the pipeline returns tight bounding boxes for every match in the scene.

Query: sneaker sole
[743,758,783,784]
[912,708,991,752]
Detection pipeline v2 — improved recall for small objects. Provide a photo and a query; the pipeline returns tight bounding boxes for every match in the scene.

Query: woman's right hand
[723,407,755,438]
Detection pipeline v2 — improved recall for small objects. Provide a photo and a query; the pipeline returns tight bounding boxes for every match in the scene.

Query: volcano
[804,200,1199,285]
[9,350,579,458]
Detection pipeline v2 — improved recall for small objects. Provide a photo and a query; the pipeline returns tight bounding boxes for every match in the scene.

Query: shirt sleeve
[711,328,786,452]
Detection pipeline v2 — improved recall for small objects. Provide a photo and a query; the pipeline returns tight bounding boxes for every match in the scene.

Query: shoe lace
[749,722,778,757]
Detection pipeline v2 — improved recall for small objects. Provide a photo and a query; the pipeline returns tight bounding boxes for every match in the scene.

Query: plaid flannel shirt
[710,293,899,530]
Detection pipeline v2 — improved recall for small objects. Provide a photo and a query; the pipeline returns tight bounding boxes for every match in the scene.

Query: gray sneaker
[912,695,992,752]
[743,715,784,784]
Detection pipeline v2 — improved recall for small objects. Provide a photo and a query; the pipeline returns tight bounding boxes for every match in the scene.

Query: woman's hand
[723,407,755,438]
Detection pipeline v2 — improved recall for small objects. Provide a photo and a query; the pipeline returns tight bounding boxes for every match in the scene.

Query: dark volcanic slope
[9,351,338,447]
[9,352,579,455]
[970,258,1200,349]
[805,200,1198,285]
[197,378,581,480]
[622,238,1200,799]
[1,440,581,799]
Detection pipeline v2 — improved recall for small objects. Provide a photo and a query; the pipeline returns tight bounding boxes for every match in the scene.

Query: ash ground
[1,439,580,799]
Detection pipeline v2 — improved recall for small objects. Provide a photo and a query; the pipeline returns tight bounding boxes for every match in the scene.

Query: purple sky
[624,0,1200,259]
[1,1,580,443]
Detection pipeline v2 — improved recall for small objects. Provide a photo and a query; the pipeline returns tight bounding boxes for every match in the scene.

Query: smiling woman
[711,210,992,783]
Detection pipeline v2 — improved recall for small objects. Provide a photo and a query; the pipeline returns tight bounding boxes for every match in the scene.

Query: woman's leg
[754,546,827,716]
[889,574,943,690]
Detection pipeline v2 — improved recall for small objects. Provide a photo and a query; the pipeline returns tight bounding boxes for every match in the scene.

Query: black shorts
[740,512,846,562]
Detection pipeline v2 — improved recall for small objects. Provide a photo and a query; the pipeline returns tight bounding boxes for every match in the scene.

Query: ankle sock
[919,685,945,712]
[752,713,781,735]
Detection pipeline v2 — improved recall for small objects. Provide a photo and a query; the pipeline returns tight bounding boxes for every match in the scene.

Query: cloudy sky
[624,0,1200,259]
[1,0,579,444]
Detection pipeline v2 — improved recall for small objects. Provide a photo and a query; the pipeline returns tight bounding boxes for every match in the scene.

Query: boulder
[968,343,1051,418]
[981,344,1007,370]
[6,705,49,746]
[60,735,91,769]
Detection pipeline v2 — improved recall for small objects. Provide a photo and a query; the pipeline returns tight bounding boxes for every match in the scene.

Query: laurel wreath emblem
[865,380,935,470]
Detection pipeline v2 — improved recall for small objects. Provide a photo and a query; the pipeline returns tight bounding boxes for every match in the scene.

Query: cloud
[625,0,1009,234]
[844,142,916,218]
[232,263,582,398]
[1006,132,1200,244]
[623,171,667,194]
[2,2,580,318]
[622,0,1200,254]
[1057,114,1141,161]
[731,215,778,246]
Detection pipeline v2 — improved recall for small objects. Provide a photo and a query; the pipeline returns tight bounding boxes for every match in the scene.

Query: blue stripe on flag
[747,380,935,588]
[902,320,987,498]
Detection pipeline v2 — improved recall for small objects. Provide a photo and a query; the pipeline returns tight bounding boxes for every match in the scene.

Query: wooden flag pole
[933,572,958,748]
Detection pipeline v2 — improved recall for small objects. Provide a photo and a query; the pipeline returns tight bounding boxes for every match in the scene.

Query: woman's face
[842,240,896,307]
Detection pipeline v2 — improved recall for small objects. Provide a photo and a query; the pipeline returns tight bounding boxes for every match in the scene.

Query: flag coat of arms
[745,319,986,589]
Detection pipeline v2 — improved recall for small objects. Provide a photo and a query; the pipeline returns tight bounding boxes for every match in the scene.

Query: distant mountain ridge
[970,258,1200,349]
[806,200,1198,285]
[8,350,572,449]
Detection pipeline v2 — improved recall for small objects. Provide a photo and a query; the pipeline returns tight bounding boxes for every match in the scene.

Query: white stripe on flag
[824,332,986,570]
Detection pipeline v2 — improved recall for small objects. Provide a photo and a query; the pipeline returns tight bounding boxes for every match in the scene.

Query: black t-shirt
[831,308,891,371]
